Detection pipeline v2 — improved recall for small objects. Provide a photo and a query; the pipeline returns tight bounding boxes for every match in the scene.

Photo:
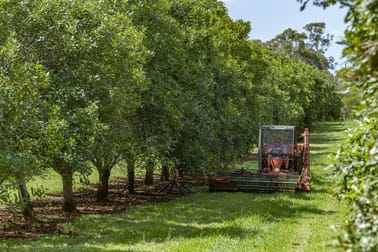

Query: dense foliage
[0,0,341,215]
[299,0,378,251]
[0,35,49,219]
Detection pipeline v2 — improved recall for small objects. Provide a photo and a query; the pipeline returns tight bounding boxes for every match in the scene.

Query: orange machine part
[271,157,283,172]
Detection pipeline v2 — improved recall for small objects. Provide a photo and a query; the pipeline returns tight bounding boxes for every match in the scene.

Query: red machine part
[271,158,283,172]
[299,128,311,191]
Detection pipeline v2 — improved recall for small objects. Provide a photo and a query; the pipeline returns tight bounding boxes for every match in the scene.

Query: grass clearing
[27,161,131,196]
[0,121,348,251]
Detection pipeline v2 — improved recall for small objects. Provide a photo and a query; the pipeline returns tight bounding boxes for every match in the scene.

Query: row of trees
[0,0,341,218]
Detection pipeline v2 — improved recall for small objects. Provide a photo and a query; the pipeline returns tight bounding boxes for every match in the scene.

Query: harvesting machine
[208,125,311,192]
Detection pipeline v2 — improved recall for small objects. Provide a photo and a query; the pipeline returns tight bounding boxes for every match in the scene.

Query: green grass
[230,160,259,173]
[0,121,349,252]
[27,162,128,196]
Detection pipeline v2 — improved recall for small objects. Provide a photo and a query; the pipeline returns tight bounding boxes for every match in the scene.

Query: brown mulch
[0,176,201,239]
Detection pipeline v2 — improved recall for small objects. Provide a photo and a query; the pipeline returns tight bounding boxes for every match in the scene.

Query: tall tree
[127,0,189,183]
[0,34,49,221]
[82,1,148,202]
[303,22,333,53]
[168,0,259,172]
[265,23,334,70]
[2,0,148,210]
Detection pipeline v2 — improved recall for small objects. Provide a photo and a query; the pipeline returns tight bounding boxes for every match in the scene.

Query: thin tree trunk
[160,164,170,181]
[127,160,135,194]
[145,168,154,185]
[61,171,76,212]
[178,168,184,178]
[145,159,154,186]
[97,168,111,202]
[18,178,35,222]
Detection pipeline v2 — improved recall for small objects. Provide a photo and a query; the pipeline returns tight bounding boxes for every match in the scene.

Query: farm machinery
[208,125,311,192]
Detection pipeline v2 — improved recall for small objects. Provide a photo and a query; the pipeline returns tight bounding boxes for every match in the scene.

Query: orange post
[299,128,311,191]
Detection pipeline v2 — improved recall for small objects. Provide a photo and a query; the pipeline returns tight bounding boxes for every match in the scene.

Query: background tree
[303,22,333,53]
[168,0,258,172]
[249,39,341,129]
[265,22,334,70]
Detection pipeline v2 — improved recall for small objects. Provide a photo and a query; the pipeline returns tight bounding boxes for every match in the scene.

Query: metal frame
[258,125,296,170]
[208,125,311,193]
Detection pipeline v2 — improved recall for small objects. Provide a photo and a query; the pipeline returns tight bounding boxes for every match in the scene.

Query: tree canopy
[0,0,342,217]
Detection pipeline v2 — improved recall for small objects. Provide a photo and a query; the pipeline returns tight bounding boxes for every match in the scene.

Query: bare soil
[0,176,199,239]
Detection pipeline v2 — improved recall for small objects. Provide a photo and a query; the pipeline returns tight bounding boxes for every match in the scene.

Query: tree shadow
[313,122,347,133]
[18,189,338,251]
[1,122,345,250]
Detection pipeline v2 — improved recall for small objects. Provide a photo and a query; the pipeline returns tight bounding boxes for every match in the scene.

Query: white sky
[222,0,348,68]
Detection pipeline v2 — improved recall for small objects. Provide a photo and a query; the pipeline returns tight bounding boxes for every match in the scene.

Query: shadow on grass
[310,122,346,146]
[2,122,345,251]
[14,190,337,251]
[313,121,347,133]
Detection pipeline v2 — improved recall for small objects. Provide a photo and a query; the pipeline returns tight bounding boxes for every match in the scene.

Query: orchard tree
[168,0,258,172]
[3,0,148,210]
[127,0,191,184]
[1,0,99,212]
[0,35,49,221]
[125,0,259,180]
[81,1,148,202]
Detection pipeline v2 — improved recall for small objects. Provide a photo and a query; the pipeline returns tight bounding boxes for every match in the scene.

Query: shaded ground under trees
[0,176,203,239]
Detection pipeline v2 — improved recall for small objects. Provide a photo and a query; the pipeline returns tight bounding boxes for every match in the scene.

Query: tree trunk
[61,171,76,212]
[18,179,35,222]
[145,159,154,186]
[97,168,111,202]
[127,160,135,194]
[178,168,184,178]
[160,164,170,181]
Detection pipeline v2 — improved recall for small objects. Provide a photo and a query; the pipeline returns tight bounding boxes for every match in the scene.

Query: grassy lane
[1,122,348,252]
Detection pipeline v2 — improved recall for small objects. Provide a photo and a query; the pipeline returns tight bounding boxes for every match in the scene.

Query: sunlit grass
[27,161,130,196]
[1,121,349,252]
[230,160,259,173]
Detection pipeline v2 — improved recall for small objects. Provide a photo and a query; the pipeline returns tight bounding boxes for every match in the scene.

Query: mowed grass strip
[1,122,348,252]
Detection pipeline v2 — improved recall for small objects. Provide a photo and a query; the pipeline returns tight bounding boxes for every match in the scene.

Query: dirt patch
[0,177,199,239]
